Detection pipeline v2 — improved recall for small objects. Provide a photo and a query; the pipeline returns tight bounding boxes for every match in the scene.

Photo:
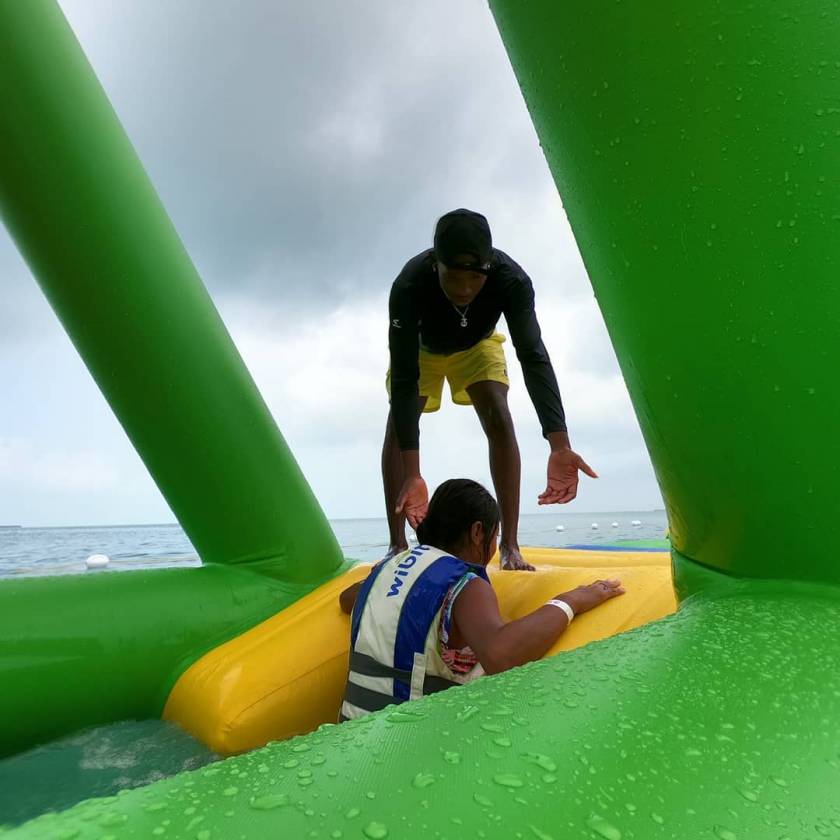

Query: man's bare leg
[466,381,534,571]
[381,398,427,560]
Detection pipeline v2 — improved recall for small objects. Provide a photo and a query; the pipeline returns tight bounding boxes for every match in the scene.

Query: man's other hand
[395,475,429,528]
[538,449,598,505]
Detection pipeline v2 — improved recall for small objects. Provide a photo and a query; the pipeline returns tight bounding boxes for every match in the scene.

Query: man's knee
[472,389,514,440]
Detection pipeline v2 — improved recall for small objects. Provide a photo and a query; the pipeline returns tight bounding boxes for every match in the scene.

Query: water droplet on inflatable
[457,705,479,721]
[523,753,557,772]
[386,709,426,723]
[443,751,461,764]
[493,736,512,747]
[221,786,238,797]
[292,742,311,753]
[586,814,622,839]
[737,787,758,802]
[283,759,300,769]
[493,774,524,788]
[481,722,504,733]
[345,807,361,819]
[363,821,388,839]
[412,772,436,789]
[473,793,494,807]
[530,826,554,840]
[713,827,737,840]
[651,812,665,825]
[197,831,212,840]
[770,775,788,787]
[250,793,289,810]
[99,813,128,828]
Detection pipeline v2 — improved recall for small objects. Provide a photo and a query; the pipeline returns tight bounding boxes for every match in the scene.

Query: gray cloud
[0,1,662,525]
[4,0,597,339]
[48,1,554,312]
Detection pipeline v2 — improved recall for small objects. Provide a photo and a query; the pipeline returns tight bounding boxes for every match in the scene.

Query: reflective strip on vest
[340,545,488,721]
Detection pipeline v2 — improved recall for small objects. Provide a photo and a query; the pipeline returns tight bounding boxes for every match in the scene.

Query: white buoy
[591,523,599,530]
[631,519,642,527]
[611,521,619,528]
[555,524,564,532]
[85,553,110,570]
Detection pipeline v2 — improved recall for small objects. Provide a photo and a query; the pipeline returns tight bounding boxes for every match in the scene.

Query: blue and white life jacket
[340,544,489,721]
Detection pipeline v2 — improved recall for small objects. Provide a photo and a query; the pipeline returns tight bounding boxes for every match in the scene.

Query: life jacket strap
[346,651,461,715]
[349,651,412,682]
[343,679,401,714]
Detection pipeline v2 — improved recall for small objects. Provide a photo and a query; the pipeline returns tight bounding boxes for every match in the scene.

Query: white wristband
[546,599,574,623]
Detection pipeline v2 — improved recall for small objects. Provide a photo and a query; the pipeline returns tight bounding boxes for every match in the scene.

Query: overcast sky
[0,1,662,527]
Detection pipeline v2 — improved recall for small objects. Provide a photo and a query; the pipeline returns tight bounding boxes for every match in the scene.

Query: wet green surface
[8,583,840,838]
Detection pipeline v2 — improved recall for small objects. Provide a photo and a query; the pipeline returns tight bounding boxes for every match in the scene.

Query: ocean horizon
[0,510,668,579]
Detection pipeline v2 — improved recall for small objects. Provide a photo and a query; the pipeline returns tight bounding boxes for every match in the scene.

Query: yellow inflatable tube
[164,547,676,755]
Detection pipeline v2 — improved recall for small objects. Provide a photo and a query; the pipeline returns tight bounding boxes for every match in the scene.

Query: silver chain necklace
[451,302,469,327]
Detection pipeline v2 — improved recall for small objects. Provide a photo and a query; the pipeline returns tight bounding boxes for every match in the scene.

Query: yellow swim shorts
[387,332,510,413]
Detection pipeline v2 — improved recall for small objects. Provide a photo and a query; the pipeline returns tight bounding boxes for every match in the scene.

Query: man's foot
[500,544,535,571]
[381,544,408,563]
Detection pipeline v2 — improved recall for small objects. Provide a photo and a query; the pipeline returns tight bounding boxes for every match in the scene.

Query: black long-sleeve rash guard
[388,248,567,451]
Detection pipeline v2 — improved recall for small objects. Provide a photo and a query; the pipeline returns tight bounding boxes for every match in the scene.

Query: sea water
[0,720,217,827]
[0,511,667,577]
[0,511,666,826]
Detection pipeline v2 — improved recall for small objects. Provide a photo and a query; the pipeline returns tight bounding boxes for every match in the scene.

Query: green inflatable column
[0,0,341,582]
[490,1,840,586]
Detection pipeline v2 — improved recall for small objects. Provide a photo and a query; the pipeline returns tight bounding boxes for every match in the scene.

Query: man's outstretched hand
[538,448,598,505]
[395,475,429,529]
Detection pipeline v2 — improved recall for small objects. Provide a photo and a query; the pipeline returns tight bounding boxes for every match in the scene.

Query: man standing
[384,209,596,570]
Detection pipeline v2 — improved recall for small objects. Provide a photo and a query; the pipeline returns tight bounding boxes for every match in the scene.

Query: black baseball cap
[433,209,492,273]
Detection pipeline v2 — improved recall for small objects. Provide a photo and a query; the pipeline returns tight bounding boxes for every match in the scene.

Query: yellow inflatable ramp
[164,547,675,755]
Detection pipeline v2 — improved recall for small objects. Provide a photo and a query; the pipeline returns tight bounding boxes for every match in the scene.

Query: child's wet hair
[416,479,500,558]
